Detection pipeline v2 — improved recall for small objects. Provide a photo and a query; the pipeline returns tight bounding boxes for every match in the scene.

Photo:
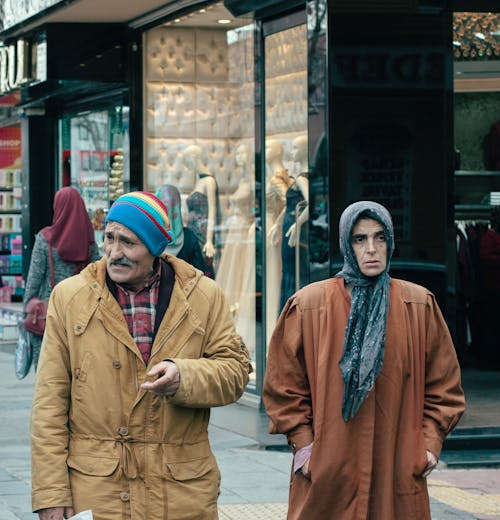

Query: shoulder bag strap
[47,245,56,288]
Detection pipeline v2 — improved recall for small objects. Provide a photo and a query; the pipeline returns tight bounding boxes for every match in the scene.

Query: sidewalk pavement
[0,345,499,519]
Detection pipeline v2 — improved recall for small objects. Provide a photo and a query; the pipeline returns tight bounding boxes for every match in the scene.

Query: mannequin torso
[183,145,220,278]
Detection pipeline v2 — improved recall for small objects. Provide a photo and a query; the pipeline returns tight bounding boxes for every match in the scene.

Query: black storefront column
[21,112,55,278]
[328,9,454,315]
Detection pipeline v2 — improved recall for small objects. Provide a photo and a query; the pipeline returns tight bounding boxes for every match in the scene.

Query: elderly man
[31,191,251,520]
[263,200,465,520]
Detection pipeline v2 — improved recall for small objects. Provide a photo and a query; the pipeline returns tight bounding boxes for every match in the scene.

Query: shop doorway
[453,11,500,430]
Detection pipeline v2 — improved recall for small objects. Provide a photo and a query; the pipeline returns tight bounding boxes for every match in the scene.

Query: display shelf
[455,170,500,177]
[0,168,24,304]
[455,204,494,221]
[454,170,500,214]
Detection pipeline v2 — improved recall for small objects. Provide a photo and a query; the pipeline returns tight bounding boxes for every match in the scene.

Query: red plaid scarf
[115,263,161,364]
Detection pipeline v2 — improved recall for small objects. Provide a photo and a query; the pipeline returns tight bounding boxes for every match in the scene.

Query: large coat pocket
[164,454,220,520]
[67,455,124,518]
[67,455,120,476]
[167,457,214,481]
[396,430,428,495]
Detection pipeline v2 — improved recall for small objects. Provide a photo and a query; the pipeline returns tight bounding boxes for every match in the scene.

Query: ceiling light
[217,19,231,24]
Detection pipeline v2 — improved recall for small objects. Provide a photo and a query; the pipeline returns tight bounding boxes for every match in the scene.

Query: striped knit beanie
[105,191,173,256]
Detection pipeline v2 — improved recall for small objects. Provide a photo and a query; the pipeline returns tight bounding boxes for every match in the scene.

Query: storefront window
[264,23,308,346]
[59,105,130,254]
[143,5,257,385]
[453,12,500,428]
[453,12,500,61]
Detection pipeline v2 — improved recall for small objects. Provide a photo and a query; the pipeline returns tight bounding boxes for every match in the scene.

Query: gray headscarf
[335,201,395,421]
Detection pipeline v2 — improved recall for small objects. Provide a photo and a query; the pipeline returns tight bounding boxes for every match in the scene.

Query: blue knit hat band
[105,191,173,256]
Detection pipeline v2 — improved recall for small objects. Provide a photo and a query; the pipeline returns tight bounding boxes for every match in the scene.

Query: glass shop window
[60,106,130,255]
[143,4,257,385]
[264,23,308,347]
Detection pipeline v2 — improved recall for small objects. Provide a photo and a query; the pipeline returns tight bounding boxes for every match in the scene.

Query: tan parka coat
[31,255,251,520]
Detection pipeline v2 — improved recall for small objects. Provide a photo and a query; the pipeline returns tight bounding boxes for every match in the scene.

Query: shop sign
[333,47,447,89]
[0,39,30,95]
[0,125,21,168]
[0,0,63,32]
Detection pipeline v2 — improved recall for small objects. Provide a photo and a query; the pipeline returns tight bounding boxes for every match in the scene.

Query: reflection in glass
[308,0,329,283]
[60,106,130,255]
[264,25,308,346]
[453,13,500,61]
[143,11,257,386]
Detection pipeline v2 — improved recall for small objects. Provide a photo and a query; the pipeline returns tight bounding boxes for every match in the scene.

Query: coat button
[118,426,128,436]
[120,492,130,502]
[112,360,121,369]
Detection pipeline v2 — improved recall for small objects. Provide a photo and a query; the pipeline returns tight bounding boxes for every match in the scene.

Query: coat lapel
[150,282,204,361]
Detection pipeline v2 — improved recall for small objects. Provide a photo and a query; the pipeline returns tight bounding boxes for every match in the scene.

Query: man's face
[104,221,155,290]
[351,217,387,277]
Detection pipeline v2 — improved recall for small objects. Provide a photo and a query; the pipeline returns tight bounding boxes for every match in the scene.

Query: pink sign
[0,125,21,169]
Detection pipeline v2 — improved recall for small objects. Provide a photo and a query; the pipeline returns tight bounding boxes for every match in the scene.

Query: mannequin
[265,139,293,342]
[279,135,309,310]
[216,143,256,354]
[183,144,221,279]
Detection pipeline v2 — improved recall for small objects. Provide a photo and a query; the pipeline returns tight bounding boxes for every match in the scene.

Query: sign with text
[333,47,447,89]
[0,39,31,95]
[0,125,21,169]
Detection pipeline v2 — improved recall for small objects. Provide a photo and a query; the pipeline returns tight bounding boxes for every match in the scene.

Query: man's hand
[38,506,75,519]
[422,450,438,478]
[141,361,180,396]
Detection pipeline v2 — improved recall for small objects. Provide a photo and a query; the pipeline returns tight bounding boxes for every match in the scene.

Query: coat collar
[81,254,203,298]
[76,255,204,343]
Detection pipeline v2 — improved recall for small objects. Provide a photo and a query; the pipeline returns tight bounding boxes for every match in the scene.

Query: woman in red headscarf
[23,187,101,369]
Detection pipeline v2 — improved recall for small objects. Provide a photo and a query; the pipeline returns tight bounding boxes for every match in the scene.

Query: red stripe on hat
[113,201,173,242]
[133,191,170,226]
[141,191,170,216]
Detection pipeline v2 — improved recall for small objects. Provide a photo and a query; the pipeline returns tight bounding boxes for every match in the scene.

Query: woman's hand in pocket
[421,450,438,478]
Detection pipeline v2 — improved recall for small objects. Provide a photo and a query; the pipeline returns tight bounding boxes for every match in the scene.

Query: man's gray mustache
[109,259,134,267]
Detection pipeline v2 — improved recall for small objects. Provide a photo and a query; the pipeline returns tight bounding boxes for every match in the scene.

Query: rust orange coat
[263,277,465,520]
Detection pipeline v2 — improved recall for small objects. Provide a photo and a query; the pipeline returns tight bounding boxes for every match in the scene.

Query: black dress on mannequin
[186,174,221,279]
[279,173,308,310]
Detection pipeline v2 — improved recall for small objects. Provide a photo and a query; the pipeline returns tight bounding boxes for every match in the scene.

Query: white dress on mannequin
[216,144,256,354]
[265,140,293,344]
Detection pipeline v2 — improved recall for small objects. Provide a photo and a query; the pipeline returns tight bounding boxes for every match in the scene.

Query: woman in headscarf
[23,187,100,368]
[263,200,465,520]
[156,184,205,272]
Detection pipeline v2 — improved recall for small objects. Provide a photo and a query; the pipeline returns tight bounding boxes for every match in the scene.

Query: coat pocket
[164,455,220,520]
[67,454,120,476]
[166,456,214,481]
[67,455,124,518]
[396,430,428,495]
